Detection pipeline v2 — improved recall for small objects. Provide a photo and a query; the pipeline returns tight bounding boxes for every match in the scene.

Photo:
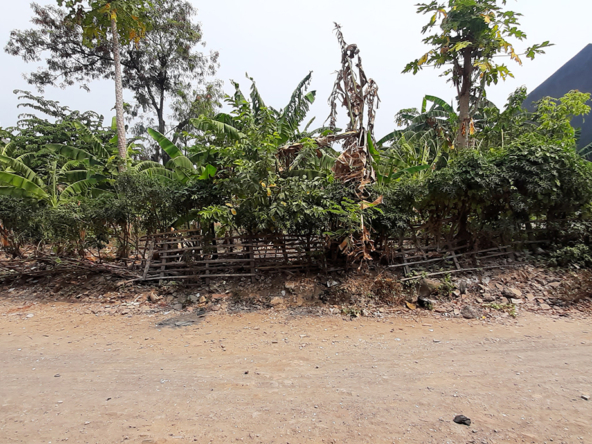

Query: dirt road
[1,304,591,444]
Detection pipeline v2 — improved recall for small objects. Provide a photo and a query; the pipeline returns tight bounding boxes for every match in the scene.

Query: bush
[0,196,42,257]
[496,136,592,220]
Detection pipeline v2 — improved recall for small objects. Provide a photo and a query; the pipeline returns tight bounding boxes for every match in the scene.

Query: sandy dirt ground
[1,301,591,444]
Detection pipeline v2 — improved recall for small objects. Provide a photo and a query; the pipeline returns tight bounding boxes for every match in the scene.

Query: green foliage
[0,196,42,257]
[404,0,552,146]
[3,10,592,271]
[533,91,591,146]
[549,244,592,268]
[404,0,551,80]
[57,0,152,47]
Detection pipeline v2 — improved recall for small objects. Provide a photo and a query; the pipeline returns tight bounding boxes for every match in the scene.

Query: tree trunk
[111,18,127,170]
[455,49,473,149]
[157,106,171,164]
[457,92,471,149]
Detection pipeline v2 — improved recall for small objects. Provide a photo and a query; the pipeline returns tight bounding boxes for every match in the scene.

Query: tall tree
[6,0,219,161]
[403,0,551,148]
[54,0,153,167]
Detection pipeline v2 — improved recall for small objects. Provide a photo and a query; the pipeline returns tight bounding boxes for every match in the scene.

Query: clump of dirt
[557,270,592,305]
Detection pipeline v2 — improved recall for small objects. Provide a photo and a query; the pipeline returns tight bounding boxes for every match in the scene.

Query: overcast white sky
[1,0,591,137]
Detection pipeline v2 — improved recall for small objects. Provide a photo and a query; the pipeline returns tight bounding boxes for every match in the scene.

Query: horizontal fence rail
[134,219,563,283]
[140,233,327,283]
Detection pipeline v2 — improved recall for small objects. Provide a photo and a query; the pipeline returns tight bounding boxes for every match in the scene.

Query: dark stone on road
[454,415,471,426]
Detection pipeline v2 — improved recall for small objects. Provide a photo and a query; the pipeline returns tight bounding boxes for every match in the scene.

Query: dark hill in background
[525,44,592,148]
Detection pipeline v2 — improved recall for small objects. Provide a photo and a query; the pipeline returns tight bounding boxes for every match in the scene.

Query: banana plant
[367,133,431,185]
[0,123,116,205]
[379,95,457,152]
[144,128,217,183]
[190,73,317,147]
[0,155,106,206]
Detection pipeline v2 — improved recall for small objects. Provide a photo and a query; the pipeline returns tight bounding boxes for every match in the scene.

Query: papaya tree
[56,0,153,168]
[403,0,552,148]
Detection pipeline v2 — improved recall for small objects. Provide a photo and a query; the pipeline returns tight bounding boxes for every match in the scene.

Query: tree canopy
[403,0,552,148]
[6,0,220,161]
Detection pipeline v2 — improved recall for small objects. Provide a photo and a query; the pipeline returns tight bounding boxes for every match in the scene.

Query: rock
[172,304,183,311]
[285,282,297,290]
[539,303,552,310]
[419,279,441,298]
[482,293,496,303]
[199,296,207,304]
[188,294,200,303]
[210,305,220,312]
[461,305,481,320]
[270,297,284,307]
[535,247,546,255]
[148,292,162,303]
[326,280,339,288]
[503,287,522,299]
[458,280,468,295]
[548,282,561,289]
[526,293,536,302]
[453,415,471,426]
[175,294,188,304]
[417,296,436,310]
[511,299,524,305]
[582,395,590,401]
[212,293,227,300]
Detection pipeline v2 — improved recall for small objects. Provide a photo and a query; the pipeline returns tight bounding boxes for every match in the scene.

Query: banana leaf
[147,128,184,159]
[0,172,49,200]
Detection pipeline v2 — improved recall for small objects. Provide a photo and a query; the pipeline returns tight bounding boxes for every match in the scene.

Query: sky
[1,0,592,138]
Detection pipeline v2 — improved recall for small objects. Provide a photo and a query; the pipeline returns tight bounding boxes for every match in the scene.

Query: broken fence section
[140,232,327,284]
